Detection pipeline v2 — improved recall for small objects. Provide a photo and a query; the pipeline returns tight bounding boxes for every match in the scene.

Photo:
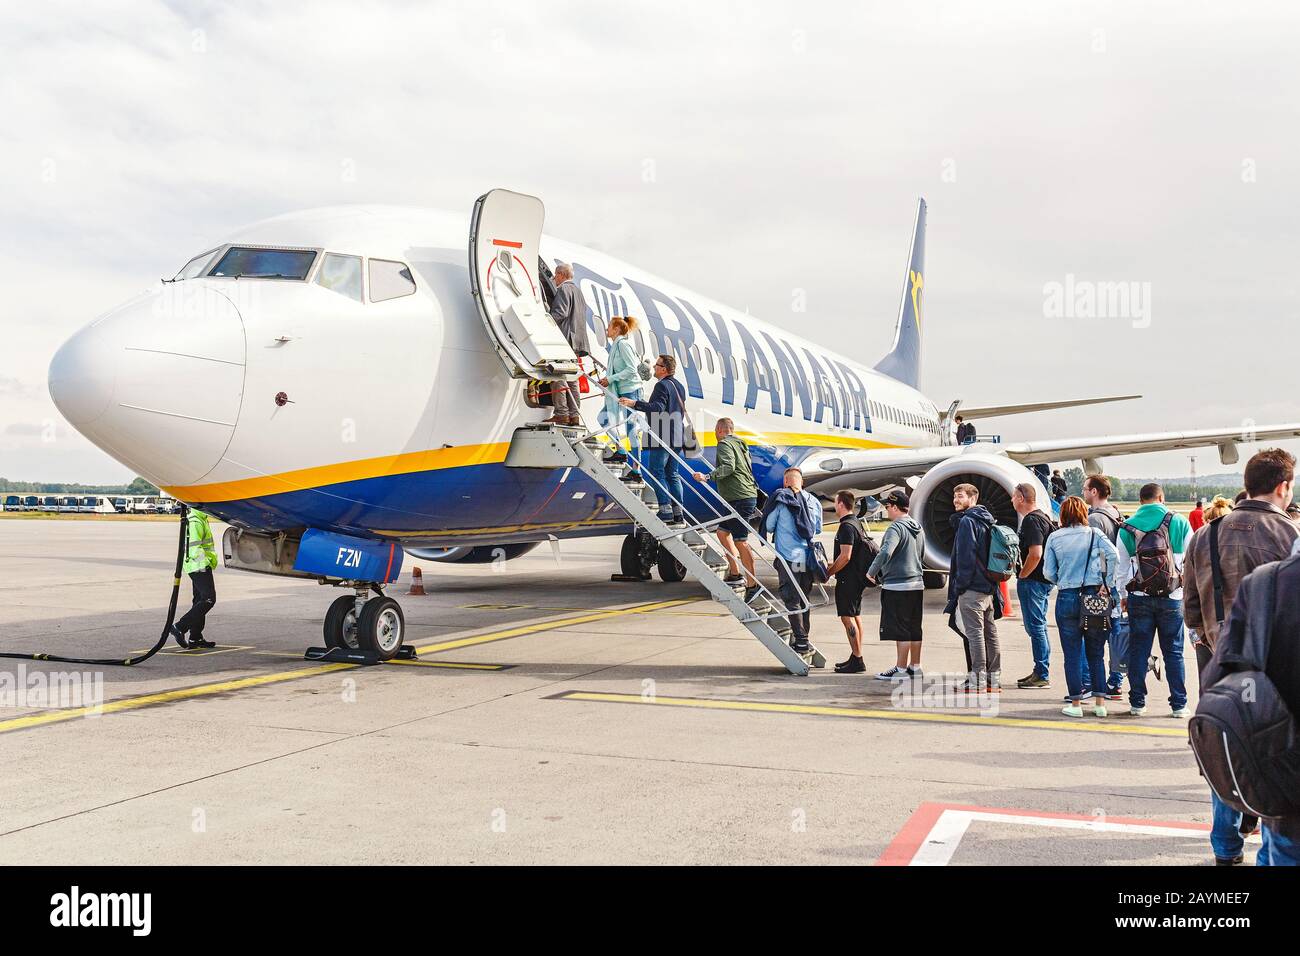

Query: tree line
[1060,467,1240,503]
[0,477,160,496]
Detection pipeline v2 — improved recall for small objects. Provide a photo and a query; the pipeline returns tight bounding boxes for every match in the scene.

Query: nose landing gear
[308,584,417,664]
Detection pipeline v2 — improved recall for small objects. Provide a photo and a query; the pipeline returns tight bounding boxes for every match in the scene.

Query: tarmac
[0,518,1232,865]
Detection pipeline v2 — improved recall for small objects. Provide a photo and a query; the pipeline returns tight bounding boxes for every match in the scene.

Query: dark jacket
[632,375,686,452]
[1202,554,1300,832]
[1184,499,1299,650]
[549,280,590,357]
[944,505,1003,615]
[759,487,821,543]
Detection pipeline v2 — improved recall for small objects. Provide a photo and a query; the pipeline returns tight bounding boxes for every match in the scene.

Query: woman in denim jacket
[598,316,644,470]
[1044,495,1120,718]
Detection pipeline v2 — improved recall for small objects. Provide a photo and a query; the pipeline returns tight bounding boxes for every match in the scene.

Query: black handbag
[1080,529,1112,634]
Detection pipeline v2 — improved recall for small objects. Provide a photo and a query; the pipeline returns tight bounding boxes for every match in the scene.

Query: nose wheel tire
[357,596,405,661]
[324,595,362,649]
[656,545,687,583]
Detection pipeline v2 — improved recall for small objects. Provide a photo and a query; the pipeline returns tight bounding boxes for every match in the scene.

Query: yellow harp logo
[909,270,924,330]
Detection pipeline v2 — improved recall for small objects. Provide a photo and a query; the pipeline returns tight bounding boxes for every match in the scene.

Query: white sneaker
[1170,706,1191,718]
[1093,704,1108,718]
[1061,704,1084,718]
[1129,705,1147,717]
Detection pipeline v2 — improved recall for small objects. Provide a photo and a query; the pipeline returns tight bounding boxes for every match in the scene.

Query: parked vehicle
[3,495,22,512]
[39,496,61,512]
[22,496,40,510]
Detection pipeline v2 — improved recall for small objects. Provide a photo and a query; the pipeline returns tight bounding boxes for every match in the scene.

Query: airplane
[48,189,1300,660]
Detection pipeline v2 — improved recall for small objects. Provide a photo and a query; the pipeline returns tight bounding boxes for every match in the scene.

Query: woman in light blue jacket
[598,316,643,469]
[1043,495,1120,718]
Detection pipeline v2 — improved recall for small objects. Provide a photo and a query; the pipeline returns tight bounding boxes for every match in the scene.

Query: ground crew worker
[170,507,218,649]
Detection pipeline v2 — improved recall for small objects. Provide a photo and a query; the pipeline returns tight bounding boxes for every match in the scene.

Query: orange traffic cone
[1000,578,1016,619]
[408,566,426,596]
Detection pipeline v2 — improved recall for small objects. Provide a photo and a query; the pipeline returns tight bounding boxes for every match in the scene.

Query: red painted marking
[875,801,1211,867]
[484,255,538,298]
[492,239,523,248]
[384,542,395,582]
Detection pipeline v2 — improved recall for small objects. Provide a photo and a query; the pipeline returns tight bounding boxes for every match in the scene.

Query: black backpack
[1122,512,1181,597]
[839,516,880,587]
[1189,562,1300,819]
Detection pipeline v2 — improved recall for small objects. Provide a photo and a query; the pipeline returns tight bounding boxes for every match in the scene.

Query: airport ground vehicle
[2,495,22,512]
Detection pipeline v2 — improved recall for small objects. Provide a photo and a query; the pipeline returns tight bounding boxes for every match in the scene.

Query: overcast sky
[2,0,1297,484]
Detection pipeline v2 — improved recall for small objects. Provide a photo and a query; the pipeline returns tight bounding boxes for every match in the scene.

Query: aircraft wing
[1000,424,1300,467]
[950,394,1140,420]
[800,421,1300,495]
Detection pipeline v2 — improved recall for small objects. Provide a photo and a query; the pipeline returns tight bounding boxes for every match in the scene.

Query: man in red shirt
[1189,498,1205,531]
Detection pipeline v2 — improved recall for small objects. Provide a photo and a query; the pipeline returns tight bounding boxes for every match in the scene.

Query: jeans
[1211,792,1245,861]
[602,389,641,462]
[1055,587,1109,701]
[777,563,813,643]
[642,447,683,518]
[175,568,216,638]
[1258,824,1300,866]
[1126,594,1188,709]
[1107,615,1129,690]
[1017,577,1052,680]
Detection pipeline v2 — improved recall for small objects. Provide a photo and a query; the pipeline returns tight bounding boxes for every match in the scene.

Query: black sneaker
[834,655,865,674]
[189,635,217,649]
[1215,855,1244,866]
[1017,674,1050,688]
[723,573,745,584]
[604,451,628,464]
[620,472,643,484]
[169,625,191,649]
[743,585,761,603]
[791,642,812,655]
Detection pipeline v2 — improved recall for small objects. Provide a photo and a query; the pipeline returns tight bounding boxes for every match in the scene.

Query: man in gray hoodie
[868,490,925,679]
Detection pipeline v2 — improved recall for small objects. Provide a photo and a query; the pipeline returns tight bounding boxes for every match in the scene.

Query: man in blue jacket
[760,467,823,654]
[945,482,1003,692]
[620,354,687,524]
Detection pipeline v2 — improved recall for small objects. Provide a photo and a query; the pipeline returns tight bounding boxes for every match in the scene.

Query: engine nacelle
[910,454,1047,571]
[404,542,540,564]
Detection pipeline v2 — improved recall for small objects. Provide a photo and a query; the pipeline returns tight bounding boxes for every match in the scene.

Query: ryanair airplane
[48,189,1300,654]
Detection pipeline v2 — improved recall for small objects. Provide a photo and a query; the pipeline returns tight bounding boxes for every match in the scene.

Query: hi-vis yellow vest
[182,510,218,575]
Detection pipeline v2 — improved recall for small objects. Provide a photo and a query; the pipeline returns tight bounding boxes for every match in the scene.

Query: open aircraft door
[469,188,577,381]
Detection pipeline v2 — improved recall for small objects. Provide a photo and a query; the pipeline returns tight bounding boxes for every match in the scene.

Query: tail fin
[873,198,926,388]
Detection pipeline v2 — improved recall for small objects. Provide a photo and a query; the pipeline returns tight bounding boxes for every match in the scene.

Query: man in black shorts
[826,491,876,673]
[867,490,925,680]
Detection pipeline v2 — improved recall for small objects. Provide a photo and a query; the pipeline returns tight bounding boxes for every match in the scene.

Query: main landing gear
[615,529,687,583]
[306,584,417,664]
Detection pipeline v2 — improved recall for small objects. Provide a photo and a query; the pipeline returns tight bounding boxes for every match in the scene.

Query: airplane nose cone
[49,284,246,486]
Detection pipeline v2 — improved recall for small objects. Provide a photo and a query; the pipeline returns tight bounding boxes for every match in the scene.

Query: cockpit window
[316,253,363,302]
[174,249,218,281]
[209,247,317,280]
[369,259,416,302]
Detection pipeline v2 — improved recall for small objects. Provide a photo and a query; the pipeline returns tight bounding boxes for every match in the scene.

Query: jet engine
[404,543,540,564]
[909,454,1047,571]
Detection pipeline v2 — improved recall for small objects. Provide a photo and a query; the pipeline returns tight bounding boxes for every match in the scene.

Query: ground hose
[0,504,189,666]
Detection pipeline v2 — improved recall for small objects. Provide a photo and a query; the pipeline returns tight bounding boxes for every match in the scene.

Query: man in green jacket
[694,418,760,601]
[170,507,219,649]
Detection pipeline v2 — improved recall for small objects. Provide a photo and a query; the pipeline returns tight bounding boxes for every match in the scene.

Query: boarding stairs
[504,413,828,676]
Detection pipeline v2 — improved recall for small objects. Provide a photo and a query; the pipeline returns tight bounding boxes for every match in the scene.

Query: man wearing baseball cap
[867,489,926,679]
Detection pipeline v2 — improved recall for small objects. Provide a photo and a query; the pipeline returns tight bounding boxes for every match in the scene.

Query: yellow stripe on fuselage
[163,432,909,504]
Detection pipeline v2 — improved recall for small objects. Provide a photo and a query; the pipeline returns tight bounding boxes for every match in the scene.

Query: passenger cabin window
[369,259,416,302]
[689,346,701,370]
[705,348,715,374]
[316,253,363,302]
[634,329,646,355]
[209,247,316,279]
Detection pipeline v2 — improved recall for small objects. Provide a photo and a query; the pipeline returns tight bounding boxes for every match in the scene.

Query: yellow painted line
[385,659,504,671]
[0,600,692,735]
[0,663,355,735]
[414,599,699,655]
[556,692,1189,738]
